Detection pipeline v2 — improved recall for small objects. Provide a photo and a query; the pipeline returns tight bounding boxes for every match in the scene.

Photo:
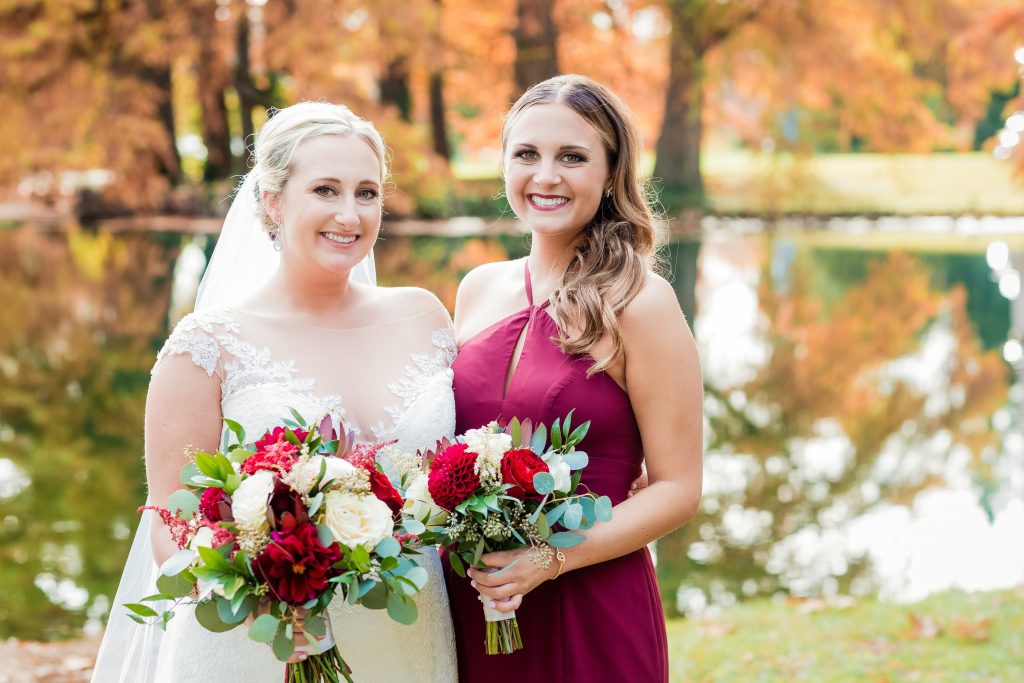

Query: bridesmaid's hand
[467,547,557,614]
[628,462,649,498]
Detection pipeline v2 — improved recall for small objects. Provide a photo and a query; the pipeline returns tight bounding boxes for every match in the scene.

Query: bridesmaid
[447,74,703,682]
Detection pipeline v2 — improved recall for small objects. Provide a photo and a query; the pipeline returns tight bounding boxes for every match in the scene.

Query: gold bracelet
[552,549,567,580]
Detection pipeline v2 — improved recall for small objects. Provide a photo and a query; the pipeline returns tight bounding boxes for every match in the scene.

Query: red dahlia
[253,518,340,605]
[427,443,481,511]
[500,448,549,499]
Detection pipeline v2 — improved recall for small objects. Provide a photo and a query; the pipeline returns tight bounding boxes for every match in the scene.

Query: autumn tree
[656,248,1008,614]
[513,0,561,97]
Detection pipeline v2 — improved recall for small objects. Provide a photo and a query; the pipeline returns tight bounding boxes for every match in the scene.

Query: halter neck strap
[524,260,551,310]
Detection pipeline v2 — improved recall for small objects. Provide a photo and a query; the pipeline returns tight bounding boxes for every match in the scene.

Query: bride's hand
[246,605,315,664]
[467,547,557,614]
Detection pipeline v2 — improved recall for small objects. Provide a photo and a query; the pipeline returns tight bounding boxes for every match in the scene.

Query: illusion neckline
[223,304,447,332]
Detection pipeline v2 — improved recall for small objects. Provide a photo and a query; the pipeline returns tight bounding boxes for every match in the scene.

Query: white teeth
[323,233,357,244]
[531,196,568,207]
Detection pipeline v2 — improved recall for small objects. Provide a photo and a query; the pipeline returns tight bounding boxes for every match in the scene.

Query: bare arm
[470,274,703,607]
[144,354,223,566]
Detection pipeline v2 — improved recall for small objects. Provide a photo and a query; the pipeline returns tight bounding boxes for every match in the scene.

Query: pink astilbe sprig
[138,505,202,549]
[343,439,398,470]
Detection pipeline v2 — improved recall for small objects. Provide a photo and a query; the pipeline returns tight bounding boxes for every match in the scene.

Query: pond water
[0,220,1021,640]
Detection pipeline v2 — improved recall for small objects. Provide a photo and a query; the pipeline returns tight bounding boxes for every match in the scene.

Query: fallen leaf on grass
[907,613,942,640]
[950,616,991,643]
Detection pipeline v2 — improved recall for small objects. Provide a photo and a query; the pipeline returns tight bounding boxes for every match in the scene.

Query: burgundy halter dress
[446,261,668,682]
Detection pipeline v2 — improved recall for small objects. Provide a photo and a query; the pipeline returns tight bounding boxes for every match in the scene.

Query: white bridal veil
[90,171,376,681]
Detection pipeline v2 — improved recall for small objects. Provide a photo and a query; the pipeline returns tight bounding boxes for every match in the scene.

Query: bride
[91,102,458,682]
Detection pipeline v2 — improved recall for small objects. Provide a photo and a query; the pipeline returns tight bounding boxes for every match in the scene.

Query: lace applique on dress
[371,325,457,442]
[155,309,240,377]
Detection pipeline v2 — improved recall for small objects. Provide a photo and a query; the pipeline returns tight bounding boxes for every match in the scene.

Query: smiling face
[265,134,382,277]
[503,103,610,240]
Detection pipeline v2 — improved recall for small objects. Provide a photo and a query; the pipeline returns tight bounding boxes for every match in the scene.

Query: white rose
[403,474,449,526]
[544,453,573,493]
[324,491,394,550]
[188,525,215,554]
[231,470,275,530]
[464,427,511,484]
[320,455,357,485]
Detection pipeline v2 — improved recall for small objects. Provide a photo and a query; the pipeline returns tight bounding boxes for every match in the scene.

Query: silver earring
[272,234,283,252]
[604,187,612,198]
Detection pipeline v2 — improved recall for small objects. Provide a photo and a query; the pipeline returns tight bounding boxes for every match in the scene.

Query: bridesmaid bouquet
[405,411,612,655]
[125,411,429,683]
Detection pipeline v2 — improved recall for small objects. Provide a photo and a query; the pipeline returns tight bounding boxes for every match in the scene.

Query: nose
[333,200,360,228]
[533,160,561,187]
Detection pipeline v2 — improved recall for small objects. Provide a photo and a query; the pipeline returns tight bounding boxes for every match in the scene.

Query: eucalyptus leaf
[195,599,237,633]
[536,512,551,539]
[248,614,279,643]
[595,496,613,523]
[156,570,196,598]
[217,594,253,624]
[402,518,426,535]
[387,592,418,625]
[532,472,555,496]
[167,489,200,520]
[509,417,521,445]
[360,582,389,610]
[304,614,327,638]
[405,566,429,590]
[547,531,586,548]
[272,625,294,662]
[179,463,203,486]
[375,537,401,558]
[545,501,568,526]
[530,423,548,454]
[562,503,583,530]
[563,451,589,470]
[316,524,335,548]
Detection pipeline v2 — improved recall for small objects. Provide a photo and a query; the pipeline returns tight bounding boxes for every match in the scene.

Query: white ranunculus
[231,470,275,530]
[464,427,511,483]
[544,453,573,493]
[320,455,357,485]
[188,525,214,554]
[403,474,449,526]
[324,491,394,550]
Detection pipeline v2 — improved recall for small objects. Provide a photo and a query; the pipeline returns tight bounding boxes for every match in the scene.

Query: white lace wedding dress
[149,305,458,683]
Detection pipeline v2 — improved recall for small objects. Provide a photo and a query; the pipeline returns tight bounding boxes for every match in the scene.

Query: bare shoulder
[373,286,450,325]
[620,271,687,333]
[457,259,520,304]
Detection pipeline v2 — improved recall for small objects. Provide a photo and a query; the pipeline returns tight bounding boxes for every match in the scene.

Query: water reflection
[0,223,1019,639]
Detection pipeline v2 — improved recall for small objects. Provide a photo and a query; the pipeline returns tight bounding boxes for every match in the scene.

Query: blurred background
[1,1,1023,680]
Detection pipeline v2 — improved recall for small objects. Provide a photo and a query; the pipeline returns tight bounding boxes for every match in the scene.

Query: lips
[527,194,570,211]
[321,232,358,245]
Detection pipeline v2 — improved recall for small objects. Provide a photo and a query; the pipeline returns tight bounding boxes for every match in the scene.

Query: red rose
[500,448,550,499]
[365,467,404,518]
[253,517,340,605]
[427,443,481,511]
[199,487,232,523]
[255,426,309,452]
[242,429,304,475]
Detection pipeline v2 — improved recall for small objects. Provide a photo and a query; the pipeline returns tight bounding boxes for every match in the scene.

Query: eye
[357,188,379,200]
[561,152,586,164]
[314,185,337,197]
[513,149,539,161]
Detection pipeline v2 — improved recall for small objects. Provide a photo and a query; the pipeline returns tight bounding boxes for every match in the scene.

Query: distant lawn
[455,152,1024,216]
[667,589,1024,683]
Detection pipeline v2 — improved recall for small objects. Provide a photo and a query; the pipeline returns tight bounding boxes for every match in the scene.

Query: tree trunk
[428,71,450,160]
[195,4,231,181]
[653,11,705,209]
[513,0,559,97]
[666,238,701,322]
[379,59,412,121]
[235,16,257,169]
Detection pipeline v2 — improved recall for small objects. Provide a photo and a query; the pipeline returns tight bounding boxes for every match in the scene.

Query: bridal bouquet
[125,411,428,683]
[405,412,612,655]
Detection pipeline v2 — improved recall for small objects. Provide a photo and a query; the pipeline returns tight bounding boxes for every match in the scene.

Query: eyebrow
[308,177,380,186]
[512,143,592,153]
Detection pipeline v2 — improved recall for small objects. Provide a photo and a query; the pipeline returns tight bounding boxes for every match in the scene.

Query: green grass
[667,589,1024,683]
[454,151,1024,216]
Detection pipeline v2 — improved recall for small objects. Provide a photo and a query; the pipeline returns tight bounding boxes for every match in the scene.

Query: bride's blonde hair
[251,101,388,237]
[502,75,661,376]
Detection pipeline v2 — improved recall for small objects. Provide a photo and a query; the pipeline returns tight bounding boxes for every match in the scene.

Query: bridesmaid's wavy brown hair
[502,75,661,376]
